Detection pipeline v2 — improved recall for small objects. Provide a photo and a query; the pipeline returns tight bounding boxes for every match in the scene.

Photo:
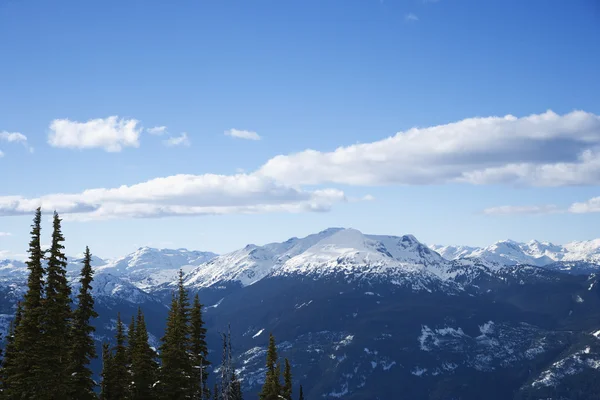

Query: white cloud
[405,13,419,21]
[482,205,562,216]
[0,232,11,237]
[224,129,261,141]
[569,197,600,214]
[164,133,191,147]
[1,131,33,153]
[48,116,141,152]
[0,174,346,221]
[258,110,600,187]
[147,126,167,135]
[0,150,3,158]
[0,131,27,143]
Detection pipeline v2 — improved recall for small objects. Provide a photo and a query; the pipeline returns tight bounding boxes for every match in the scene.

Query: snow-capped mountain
[2,229,600,398]
[96,246,217,290]
[430,238,600,268]
[184,228,464,291]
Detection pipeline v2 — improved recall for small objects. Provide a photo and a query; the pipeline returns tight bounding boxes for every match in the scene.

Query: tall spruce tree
[112,313,131,399]
[41,211,73,397]
[158,287,191,399]
[259,333,282,400]
[190,293,210,399]
[100,342,114,400]
[5,208,45,397]
[298,385,304,400]
[0,302,22,393]
[128,315,137,368]
[67,246,99,400]
[130,308,159,400]
[282,358,292,400]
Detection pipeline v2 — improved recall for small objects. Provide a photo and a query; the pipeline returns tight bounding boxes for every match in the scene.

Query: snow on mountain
[430,238,600,268]
[96,246,217,290]
[185,228,469,290]
[428,245,479,260]
[562,239,600,263]
[184,228,346,288]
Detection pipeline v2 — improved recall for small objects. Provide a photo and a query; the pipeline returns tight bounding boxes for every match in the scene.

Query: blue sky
[1,0,600,259]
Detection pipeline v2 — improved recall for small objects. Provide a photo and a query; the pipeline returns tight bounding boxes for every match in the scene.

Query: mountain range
[2,228,600,399]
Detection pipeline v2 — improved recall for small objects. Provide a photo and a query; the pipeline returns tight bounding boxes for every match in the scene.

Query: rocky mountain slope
[430,238,600,268]
[1,229,600,399]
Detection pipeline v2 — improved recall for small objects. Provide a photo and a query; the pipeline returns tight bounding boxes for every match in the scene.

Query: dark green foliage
[190,293,210,399]
[213,384,220,400]
[130,308,159,400]
[298,385,304,400]
[128,315,136,367]
[41,211,73,397]
[100,314,131,400]
[0,302,22,393]
[100,342,113,400]
[231,371,244,400]
[158,279,192,399]
[112,313,131,399]
[67,246,99,400]
[282,358,292,400]
[4,208,46,398]
[259,333,282,400]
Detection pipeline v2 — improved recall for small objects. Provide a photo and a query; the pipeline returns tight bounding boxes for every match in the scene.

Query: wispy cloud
[258,110,600,187]
[164,133,191,147]
[1,131,33,154]
[405,13,419,22]
[0,174,347,221]
[147,126,167,135]
[569,197,600,214]
[0,232,12,237]
[482,205,562,216]
[224,129,262,141]
[48,116,141,152]
[484,195,600,215]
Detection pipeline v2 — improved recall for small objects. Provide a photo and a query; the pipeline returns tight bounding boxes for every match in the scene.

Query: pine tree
[128,315,137,368]
[190,293,210,399]
[5,208,45,397]
[298,385,304,400]
[259,333,281,400]
[0,302,22,392]
[112,313,131,399]
[158,286,192,399]
[230,370,243,400]
[130,308,159,400]
[100,342,114,400]
[41,211,73,397]
[213,384,220,400]
[282,358,292,400]
[67,246,99,400]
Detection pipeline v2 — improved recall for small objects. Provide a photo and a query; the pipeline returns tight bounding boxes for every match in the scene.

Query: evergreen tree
[41,211,73,397]
[130,308,159,400]
[213,384,220,400]
[259,333,282,400]
[100,342,114,400]
[67,246,99,400]
[112,313,131,399]
[0,302,22,393]
[230,371,243,400]
[128,315,137,368]
[298,385,304,400]
[5,208,45,397]
[282,358,292,400]
[190,293,210,399]
[158,288,191,399]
